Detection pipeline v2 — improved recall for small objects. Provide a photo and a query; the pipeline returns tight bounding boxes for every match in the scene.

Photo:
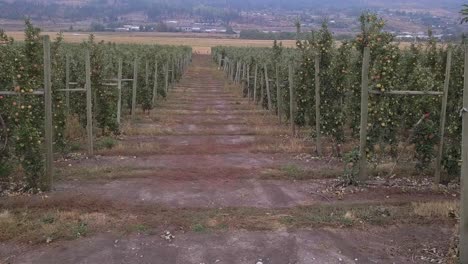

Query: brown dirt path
[0,55,458,264]
[51,55,456,208]
[2,225,453,264]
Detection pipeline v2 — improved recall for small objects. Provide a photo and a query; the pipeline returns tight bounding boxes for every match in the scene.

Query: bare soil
[0,55,458,263]
[1,225,453,264]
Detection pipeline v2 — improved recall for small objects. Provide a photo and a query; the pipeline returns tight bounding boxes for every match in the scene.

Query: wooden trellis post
[145,60,150,97]
[65,54,70,114]
[145,59,150,112]
[177,58,181,79]
[223,59,227,75]
[239,62,243,83]
[460,43,468,264]
[231,60,235,82]
[85,49,94,156]
[223,58,228,75]
[240,62,243,84]
[247,64,251,100]
[116,58,123,124]
[244,63,248,79]
[276,63,282,122]
[224,59,228,76]
[225,59,229,75]
[358,47,371,181]
[235,61,240,83]
[230,60,233,81]
[434,48,452,183]
[152,59,159,105]
[232,61,236,82]
[254,64,258,104]
[260,71,265,107]
[131,57,138,119]
[229,60,233,80]
[289,63,296,136]
[240,62,244,89]
[43,36,53,190]
[234,60,239,84]
[171,56,175,87]
[315,54,322,156]
[165,62,169,94]
[264,63,272,111]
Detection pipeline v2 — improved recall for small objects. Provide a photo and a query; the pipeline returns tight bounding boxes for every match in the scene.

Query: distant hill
[1,0,464,12]
[0,0,465,34]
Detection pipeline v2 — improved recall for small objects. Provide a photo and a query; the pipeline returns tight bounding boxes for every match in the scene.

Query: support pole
[264,63,272,111]
[171,56,175,87]
[434,48,452,183]
[459,43,468,264]
[145,60,149,112]
[315,54,322,156]
[233,61,236,82]
[235,62,240,84]
[225,59,229,75]
[276,63,282,122]
[289,63,296,136]
[232,61,236,82]
[260,71,265,107]
[247,64,251,101]
[165,62,169,94]
[358,47,371,181]
[117,58,122,125]
[65,54,70,115]
[85,49,94,156]
[254,64,258,104]
[131,57,138,119]
[153,60,159,105]
[42,36,53,190]
[244,63,248,79]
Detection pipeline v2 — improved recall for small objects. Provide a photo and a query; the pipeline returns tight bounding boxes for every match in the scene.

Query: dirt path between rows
[0,55,458,264]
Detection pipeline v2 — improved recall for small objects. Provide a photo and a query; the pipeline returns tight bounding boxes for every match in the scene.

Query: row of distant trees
[239,29,352,40]
[0,0,240,26]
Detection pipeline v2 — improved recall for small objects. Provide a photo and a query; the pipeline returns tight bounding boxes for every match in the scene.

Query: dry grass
[412,201,459,218]
[251,137,308,153]
[121,122,175,136]
[6,31,423,55]
[56,165,154,181]
[121,121,289,136]
[0,197,457,244]
[7,31,293,54]
[97,142,161,155]
[224,81,243,97]
[242,113,279,125]
[64,114,86,140]
[0,208,131,243]
[253,124,290,136]
[155,109,205,115]
[204,107,220,114]
[260,164,342,180]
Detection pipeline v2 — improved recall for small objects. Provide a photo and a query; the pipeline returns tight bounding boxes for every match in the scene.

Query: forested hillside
[0,0,463,20]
